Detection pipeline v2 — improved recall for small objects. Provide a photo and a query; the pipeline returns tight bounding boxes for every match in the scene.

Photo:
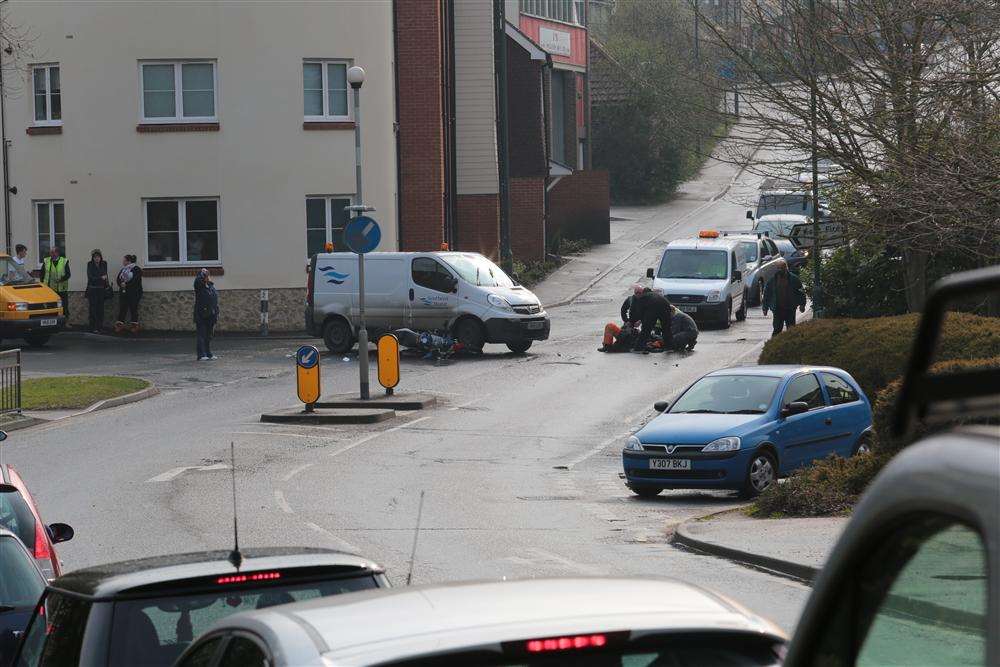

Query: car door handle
[824,418,832,425]
[409,288,414,301]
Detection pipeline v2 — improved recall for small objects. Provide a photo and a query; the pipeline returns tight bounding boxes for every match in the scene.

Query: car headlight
[625,436,643,451]
[6,302,27,312]
[487,293,513,312]
[702,436,741,452]
[706,290,721,303]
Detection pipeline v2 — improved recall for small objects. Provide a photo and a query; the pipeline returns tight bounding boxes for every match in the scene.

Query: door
[356,257,407,334]
[820,372,867,456]
[409,257,459,331]
[777,373,832,470]
[730,251,744,309]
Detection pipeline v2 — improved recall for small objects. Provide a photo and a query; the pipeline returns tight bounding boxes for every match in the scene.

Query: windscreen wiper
[679,409,721,414]
[728,409,765,414]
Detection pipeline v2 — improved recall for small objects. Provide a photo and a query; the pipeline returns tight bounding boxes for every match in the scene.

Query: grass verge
[22,375,150,410]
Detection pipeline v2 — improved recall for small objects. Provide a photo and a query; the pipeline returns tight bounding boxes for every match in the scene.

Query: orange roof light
[324,242,334,252]
[698,230,719,238]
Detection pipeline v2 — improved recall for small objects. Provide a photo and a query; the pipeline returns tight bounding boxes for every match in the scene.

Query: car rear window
[0,490,36,552]
[108,574,379,667]
[0,536,44,607]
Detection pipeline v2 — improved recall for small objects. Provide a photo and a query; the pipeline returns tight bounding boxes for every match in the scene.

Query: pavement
[2,135,817,633]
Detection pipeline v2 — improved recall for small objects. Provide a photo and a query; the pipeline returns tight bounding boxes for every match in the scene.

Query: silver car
[174,577,787,666]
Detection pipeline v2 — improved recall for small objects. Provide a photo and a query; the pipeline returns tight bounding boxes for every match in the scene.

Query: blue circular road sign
[345,216,381,254]
[296,345,320,369]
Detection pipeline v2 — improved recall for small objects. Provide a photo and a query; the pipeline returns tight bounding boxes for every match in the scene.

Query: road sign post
[345,214,381,401]
[377,334,400,396]
[295,345,321,412]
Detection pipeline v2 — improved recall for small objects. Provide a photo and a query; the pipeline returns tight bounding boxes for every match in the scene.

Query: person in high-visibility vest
[42,246,71,320]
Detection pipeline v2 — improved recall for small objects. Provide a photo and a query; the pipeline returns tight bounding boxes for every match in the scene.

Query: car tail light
[526,634,608,653]
[216,571,282,585]
[34,521,52,561]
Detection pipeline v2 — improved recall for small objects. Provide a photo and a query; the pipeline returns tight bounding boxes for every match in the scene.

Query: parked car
[1,440,74,579]
[622,365,873,498]
[175,577,787,666]
[646,230,749,328]
[771,237,809,272]
[722,232,784,306]
[0,254,65,348]
[784,266,999,666]
[0,528,46,667]
[306,251,549,354]
[12,548,389,667]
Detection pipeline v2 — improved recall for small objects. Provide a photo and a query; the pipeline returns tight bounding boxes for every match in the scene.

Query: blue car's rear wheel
[741,451,777,498]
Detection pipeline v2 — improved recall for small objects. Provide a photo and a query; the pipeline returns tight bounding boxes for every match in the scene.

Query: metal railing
[0,350,21,420]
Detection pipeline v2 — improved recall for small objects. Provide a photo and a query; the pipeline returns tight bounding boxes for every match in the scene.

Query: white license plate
[678,305,698,313]
[40,318,57,326]
[649,458,691,470]
[526,321,545,330]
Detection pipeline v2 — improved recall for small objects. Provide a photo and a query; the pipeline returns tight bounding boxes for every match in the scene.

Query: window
[783,373,825,410]
[303,61,350,120]
[14,592,92,667]
[218,636,269,667]
[0,536,45,608]
[140,61,217,122]
[306,196,352,256]
[32,64,61,124]
[412,257,456,293]
[520,0,579,23]
[35,201,66,264]
[855,520,987,666]
[176,637,222,667]
[822,373,860,405]
[741,241,758,263]
[145,199,219,264]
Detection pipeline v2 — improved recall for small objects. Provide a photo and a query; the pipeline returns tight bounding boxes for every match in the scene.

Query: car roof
[50,547,382,599]
[213,577,786,665]
[756,214,810,222]
[705,365,849,379]
[666,237,743,251]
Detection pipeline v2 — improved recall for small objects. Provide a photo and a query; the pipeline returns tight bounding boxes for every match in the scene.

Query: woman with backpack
[115,254,143,334]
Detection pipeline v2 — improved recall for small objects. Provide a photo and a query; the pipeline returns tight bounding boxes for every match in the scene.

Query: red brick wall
[457,194,500,259]
[547,170,610,245]
[395,0,446,251]
[510,177,546,262]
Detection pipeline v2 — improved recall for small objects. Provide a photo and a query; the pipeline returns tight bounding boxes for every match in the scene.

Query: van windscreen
[443,255,514,288]
[0,258,37,286]
[657,250,728,280]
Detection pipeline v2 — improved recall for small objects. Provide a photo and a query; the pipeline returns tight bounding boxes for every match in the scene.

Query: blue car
[622,366,873,498]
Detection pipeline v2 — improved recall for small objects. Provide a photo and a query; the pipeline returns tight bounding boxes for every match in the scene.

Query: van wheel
[454,318,485,352]
[25,335,50,348]
[720,299,732,329]
[506,340,532,354]
[322,318,353,354]
[735,292,748,321]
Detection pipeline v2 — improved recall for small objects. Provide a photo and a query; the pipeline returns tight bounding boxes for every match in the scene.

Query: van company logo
[318,266,350,285]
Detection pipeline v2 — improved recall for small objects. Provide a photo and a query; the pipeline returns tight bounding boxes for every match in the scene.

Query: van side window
[412,258,454,294]
[731,252,738,274]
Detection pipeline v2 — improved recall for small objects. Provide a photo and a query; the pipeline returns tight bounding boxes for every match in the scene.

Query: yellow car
[0,255,65,347]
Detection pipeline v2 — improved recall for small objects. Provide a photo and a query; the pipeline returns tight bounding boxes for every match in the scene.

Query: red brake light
[526,634,607,653]
[216,571,282,585]
[34,521,52,560]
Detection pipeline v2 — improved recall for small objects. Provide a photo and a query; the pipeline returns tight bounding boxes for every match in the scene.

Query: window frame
[138,60,218,124]
[143,197,222,266]
[821,372,861,406]
[305,195,354,257]
[34,199,66,266]
[411,257,457,294]
[302,59,353,122]
[782,372,827,411]
[31,63,62,126]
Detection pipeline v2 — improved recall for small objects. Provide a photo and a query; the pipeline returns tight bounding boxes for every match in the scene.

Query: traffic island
[259,407,396,425]
[314,392,437,411]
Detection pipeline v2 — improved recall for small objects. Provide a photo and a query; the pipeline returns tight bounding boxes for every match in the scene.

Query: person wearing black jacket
[115,254,143,334]
[85,249,109,333]
[631,289,673,351]
[194,268,220,361]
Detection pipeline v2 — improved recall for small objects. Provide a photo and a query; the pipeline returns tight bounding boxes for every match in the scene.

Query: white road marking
[449,397,487,411]
[562,432,628,469]
[327,415,434,458]
[146,463,229,483]
[228,431,333,440]
[304,521,362,552]
[282,462,316,482]
[274,489,294,514]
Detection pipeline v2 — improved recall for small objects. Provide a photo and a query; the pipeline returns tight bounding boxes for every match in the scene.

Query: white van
[306,252,550,354]
[645,231,748,328]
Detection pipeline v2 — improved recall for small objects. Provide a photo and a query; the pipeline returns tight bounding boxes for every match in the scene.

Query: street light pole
[0,0,12,255]
[808,0,821,317]
[348,65,370,400]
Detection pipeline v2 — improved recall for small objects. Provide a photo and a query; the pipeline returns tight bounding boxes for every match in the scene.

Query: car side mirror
[653,401,669,413]
[780,401,809,418]
[746,210,754,220]
[646,268,654,279]
[0,483,16,494]
[733,270,742,282]
[47,522,74,544]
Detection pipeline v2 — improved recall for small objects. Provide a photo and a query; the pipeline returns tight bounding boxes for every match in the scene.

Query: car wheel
[735,292,748,321]
[322,317,353,354]
[506,340,532,354]
[631,486,662,499]
[25,335,50,348]
[454,318,485,352]
[721,299,732,329]
[853,435,873,456]
[741,450,777,498]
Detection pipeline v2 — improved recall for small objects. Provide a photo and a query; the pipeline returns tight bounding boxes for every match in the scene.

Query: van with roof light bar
[646,231,749,328]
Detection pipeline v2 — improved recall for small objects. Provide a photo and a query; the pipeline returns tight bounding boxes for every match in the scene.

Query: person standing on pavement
[42,246,70,320]
[85,249,109,333]
[115,254,143,333]
[762,258,806,337]
[631,288,673,351]
[193,268,219,361]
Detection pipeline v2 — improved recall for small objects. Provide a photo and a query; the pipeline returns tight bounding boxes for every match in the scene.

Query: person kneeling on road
[762,258,806,337]
[599,285,643,352]
[669,305,698,351]
[631,288,673,351]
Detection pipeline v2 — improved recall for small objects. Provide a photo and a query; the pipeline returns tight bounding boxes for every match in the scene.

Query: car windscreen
[442,254,514,288]
[657,249,728,280]
[756,194,812,217]
[107,575,379,667]
[0,491,36,554]
[740,242,758,263]
[0,258,36,286]
[670,375,782,415]
[0,536,44,607]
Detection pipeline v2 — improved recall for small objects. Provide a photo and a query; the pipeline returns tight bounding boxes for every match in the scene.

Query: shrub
[758,313,1000,398]
[751,453,887,518]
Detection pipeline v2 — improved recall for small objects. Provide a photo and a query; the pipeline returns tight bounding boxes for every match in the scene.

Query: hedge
[758,313,1000,398]
[751,452,887,518]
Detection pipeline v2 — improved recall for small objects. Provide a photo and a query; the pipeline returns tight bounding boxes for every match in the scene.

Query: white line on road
[274,489,294,514]
[228,431,333,440]
[304,521,362,553]
[282,462,316,482]
[449,397,487,411]
[146,463,229,483]
[326,415,434,459]
[562,432,629,469]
